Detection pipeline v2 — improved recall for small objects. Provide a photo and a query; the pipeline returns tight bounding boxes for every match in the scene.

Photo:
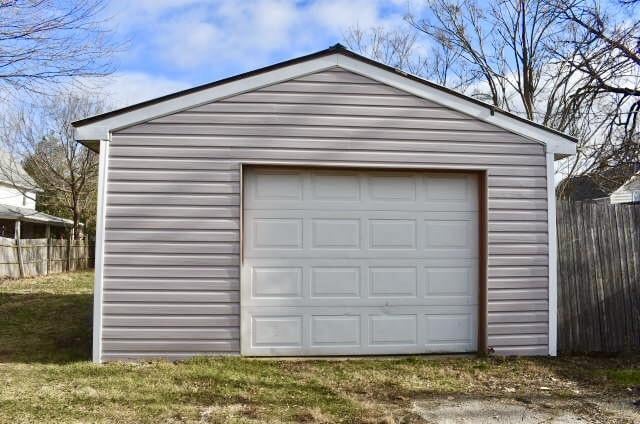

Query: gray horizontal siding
[103,303,239,315]
[150,113,498,131]
[103,66,549,359]
[102,327,239,339]
[103,315,239,327]
[105,242,240,254]
[104,278,239,290]
[190,103,471,119]
[111,137,543,155]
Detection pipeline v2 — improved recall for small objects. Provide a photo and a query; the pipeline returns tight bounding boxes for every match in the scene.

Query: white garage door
[241,167,479,356]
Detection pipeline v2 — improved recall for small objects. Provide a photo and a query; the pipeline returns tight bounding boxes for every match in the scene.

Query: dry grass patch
[0,272,638,423]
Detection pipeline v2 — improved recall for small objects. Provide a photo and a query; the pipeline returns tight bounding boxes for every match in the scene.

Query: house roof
[0,204,73,227]
[612,172,640,195]
[73,43,577,157]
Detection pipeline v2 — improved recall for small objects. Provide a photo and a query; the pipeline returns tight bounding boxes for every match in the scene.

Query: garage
[241,167,479,355]
[73,44,576,362]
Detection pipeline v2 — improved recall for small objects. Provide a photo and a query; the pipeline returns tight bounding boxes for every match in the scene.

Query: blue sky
[97,0,413,107]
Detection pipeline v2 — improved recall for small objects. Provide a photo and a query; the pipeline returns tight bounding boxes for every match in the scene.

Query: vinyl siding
[102,67,549,361]
[610,191,635,204]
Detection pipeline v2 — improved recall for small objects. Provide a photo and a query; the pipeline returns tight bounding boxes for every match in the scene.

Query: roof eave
[77,138,101,153]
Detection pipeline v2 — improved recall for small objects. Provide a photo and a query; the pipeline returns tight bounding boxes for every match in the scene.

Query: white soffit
[74,52,577,155]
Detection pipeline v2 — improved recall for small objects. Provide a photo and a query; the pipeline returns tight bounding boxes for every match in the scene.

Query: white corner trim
[336,55,576,155]
[546,152,558,356]
[74,55,340,141]
[92,139,109,363]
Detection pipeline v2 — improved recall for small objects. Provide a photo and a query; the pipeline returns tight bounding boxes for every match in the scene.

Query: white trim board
[92,139,109,363]
[546,152,558,356]
[74,52,576,156]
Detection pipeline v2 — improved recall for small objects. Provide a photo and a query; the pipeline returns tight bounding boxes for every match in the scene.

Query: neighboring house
[0,149,73,239]
[0,149,38,210]
[0,180,36,210]
[610,172,640,204]
[557,164,640,202]
[73,44,577,363]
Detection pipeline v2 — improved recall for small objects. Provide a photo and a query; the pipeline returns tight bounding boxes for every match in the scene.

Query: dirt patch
[412,397,640,424]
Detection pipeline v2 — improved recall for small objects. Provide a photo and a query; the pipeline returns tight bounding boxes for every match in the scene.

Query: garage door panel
[310,267,361,298]
[245,247,477,259]
[245,210,477,219]
[310,172,361,200]
[244,210,478,258]
[244,305,477,314]
[369,219,417,249]
[242,260,478,307]
[252,170,304,200]
[251,267,303,298]
[245,170,478,212]
[251,218,303,249]
[244,258,478,268]
[241,307,477,355]
[242,167,479,356]
[369,267,417,297]
[251,315,303,347]
[426,267,475,296]
[247,199,478,212]
[368,175,417,200]
[425,314,474,343]
[370,314,418,345]
[311,218,361,248]
[311,315,361,347]
[242,297,478,308]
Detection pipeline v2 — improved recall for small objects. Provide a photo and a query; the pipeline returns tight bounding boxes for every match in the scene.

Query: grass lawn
[0,272,638,423]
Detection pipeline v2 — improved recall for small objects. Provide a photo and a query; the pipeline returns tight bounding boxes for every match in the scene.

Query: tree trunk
[15,220,24,279]
[73,207,80,240]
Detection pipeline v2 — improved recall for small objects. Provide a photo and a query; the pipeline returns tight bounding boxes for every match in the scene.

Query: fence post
[45,224,51,275]
[14,220,24,279]
[66,230,72,272]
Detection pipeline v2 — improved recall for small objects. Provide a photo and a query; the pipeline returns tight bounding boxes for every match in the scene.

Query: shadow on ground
[0,292,92,363]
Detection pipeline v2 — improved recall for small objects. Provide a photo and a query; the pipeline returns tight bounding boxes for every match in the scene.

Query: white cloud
[106,0,409,72]
[308,0,400,32]
[85,1,416,109]
[79,72,191,108]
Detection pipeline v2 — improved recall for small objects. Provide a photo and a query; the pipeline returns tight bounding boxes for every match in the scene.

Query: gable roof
[73,44,577,157]
[610,170,640,204]
[612,171,640,194]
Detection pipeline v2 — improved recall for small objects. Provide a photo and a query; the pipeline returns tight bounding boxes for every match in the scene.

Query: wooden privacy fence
[0,237,93,278]
[557,199,640,353]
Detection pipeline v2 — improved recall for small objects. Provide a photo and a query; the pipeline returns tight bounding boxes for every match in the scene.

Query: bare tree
[346,1,587,123]
[345,0,639,187]
[344,25,425,74]
[404,0,586,122]
[551,0,640,188]
[2,94,105,238]
[343,24,475,89]
[0,0,114,97]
